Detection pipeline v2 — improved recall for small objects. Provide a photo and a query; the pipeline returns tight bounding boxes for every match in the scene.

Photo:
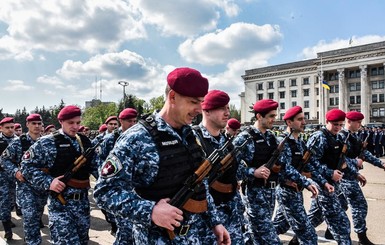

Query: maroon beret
[119,108,138,120]
[105,116,118,124]
[99,124,108,133]
[44,124,55,132]
[253,99,278,114]
[326,109,346,122]
[57,105,81,121]
[78,125,85,132]
[0,117,14,125]
[346,111,364,121]
[227,118,241,130]
[201,90,230,110]
[167,67,209,97]
[14,123,22,129]
[283,106,303,120]
[26,113,42,122]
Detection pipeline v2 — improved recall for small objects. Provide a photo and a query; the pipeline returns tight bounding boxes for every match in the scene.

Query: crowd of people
[0,67,384,245]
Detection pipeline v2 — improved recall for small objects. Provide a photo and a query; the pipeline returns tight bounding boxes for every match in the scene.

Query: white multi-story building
[240,41,385,126]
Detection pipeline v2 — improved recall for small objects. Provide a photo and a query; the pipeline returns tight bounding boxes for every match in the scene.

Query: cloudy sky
[1,0,385,114]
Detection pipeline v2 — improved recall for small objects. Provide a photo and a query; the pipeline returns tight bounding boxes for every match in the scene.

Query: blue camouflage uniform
[233,127,281,244]
[194,124,249,245]
[96,127,133,244]
[1,133,48,245]
[272,132,318,244]
[0,133,18,225]
[20,130,98,245]
[94,113,223,244]
[306,127,357,245]
[338,129,385,234]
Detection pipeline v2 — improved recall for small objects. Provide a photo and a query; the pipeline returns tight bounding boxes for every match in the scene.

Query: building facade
[240,41,385,126]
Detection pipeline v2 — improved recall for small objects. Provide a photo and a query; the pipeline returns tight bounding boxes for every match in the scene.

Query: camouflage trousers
[0,171,15,221]
[273,185,317,245]
[17,181,48,245]
[339,179,368,234]
[308,183,352,245]
[114,217,133,245]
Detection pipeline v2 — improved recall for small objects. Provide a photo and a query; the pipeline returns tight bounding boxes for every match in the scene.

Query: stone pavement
[1,159,385,244]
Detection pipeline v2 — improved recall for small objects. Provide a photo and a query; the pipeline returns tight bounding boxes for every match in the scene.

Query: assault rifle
[166,137,234,240]
[337,133,350,171]
[358,133,370,163]
[264,128,293,173]
[50,138,102,205]
[297,140,317,178]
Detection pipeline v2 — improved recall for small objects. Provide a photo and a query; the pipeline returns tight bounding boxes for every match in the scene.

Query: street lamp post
[118,81,129,106]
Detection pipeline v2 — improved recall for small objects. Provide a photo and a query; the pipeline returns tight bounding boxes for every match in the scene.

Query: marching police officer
[94,67,230,244]
[225,118,241,138]
[1,114,48,245]
[21,105,98,245]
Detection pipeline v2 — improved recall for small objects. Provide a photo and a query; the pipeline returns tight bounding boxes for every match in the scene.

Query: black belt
[64,192,87,201]
[252,180,278,189]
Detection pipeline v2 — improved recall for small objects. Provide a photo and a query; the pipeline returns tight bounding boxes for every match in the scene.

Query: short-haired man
[21,106,98,244]
[94,67,230,244]
[1,114,48,244]
[225,118,241,138]
[14,123,23,136]
[105,116,119,134]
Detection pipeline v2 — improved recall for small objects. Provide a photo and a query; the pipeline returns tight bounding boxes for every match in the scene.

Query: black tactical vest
[340,130,361,159]
[194,126,237,205]
[20,134,32,153]
[49,133,93,180]
[0,135,9,154]
[286,138,304,170]
[135,116,206,203]
[320,128,342,170]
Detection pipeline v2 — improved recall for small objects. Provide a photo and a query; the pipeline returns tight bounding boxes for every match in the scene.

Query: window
[330,98,335,106]
[290,79,297,86]
[316,88,319,95]
[380,94,385,102]
[279,91,285,99]
[303,77,309,85]
[372,80,385,89]
[381,108,385,117]
[279,80,285,88]
[291,90,297,98]
[317,100,319,107]
[257,94,263,100]
[292,101,297,107]
[304,101,309,108]
[330,85,339,93]
[349,70,361,78]
[379,67,384,75]
[257,83,263,90]
[372,94,378,103]
[349,82,361,91]
[268,82,274,89]
[268,93,274,99]
[357,95,361,104]
[280,102,285,109]
[304,112,309,119]
[328,72,338,81]
[303,89,310,96]
[350,96,355,104]
[371,67,378,76]
[372,108,379,117]
[280,113,285,120]
[372,108,384,117]
[330,97,339,106]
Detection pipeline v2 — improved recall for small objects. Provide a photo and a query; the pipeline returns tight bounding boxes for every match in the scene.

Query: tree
[82,103,118,130]
[229,104,241,121]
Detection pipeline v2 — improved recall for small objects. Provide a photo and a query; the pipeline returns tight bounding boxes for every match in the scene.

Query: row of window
[328,66,384,80]
[372,107,385,117]
[258,77,311,90]
[279,101,310,110]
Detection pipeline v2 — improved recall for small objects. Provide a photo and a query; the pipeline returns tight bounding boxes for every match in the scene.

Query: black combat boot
[2,220,13,240]
[15,205,23,216]
[325,228,334,240]
[110,222,117,236]
[358,231,376,245]
[288,235,299,245]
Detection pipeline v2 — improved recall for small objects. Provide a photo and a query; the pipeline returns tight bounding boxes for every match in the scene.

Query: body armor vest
[194,127,237,205]
[136,116,206,203]
[287,138,303,170]
[320,128,342,170]
[340,130,361,159]
[248,128,279,185]
[49,133,93,180]
[0,135,9,171]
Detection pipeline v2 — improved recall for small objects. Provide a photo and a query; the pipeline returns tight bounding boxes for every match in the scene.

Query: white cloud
[131,0,239,37]
[299,35,385,60]
[37,75,64,86]
[178,22,283,65]
[3,80,33,91]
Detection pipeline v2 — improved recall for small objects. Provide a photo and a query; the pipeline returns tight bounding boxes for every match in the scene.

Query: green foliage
[82,103,118,130]
[229,104,240,120]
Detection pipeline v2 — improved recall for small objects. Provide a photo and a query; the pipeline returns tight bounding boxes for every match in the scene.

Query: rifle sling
[67,179,90,189]
[182,198,207,213]
[211,180,233,193]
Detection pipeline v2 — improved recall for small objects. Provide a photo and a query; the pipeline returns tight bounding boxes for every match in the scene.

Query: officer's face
[287,113,306,133]
[348,119,361,132]
[326,120,344,135]
[60,116,81,137]
[172,92,204,128]
[15,128,22,136]
[204,105,230,130]
[226,126,240,137]
[120,118,137,132]
[107,120,119,133]
[259,110,277,130]
[0,123,15,137]
[27,121,43,135]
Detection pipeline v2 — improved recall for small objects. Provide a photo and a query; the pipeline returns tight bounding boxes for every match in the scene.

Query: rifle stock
[264,129,293,173]
[337,133,350,171]
[358,133,370,162]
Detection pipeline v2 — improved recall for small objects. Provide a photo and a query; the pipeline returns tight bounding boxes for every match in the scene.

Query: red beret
[26,113,42,122]
[44,124,55,132]
[326,109,346,122]
[201,90,230,110]
[227,118,241,130]
[0,117,14,125]
[105,116,118,124]
[78,126,85,132]
[283,106,303,120]
[14,123,22,129]
[58,105,81,121]
[99,124,108,133]
[253,99,278,114]
[119,108,138,120]
[346,111,364,121]
[167,67,209,97]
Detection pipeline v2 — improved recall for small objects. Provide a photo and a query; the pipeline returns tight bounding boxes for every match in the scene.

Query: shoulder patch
[2,149,10,158]
[23,150,34,160]
[101,154,122,178]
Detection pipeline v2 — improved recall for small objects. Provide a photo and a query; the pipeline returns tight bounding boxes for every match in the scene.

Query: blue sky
[1,0,385,114]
